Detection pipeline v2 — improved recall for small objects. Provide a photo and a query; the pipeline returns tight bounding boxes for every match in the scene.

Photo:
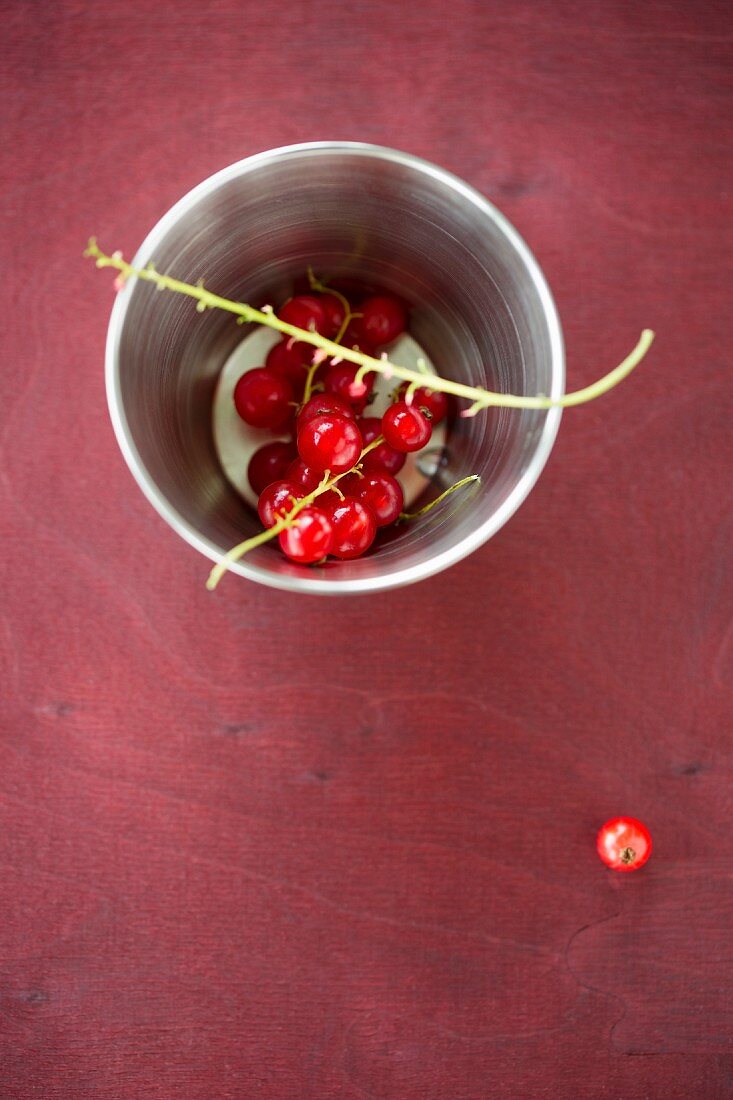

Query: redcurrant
[312,488,345,514]
[596,817,652,872]
[320,294,346,338]
[323,364,376,413]
[278,295,327,334]
[356,295,406,346]
[297,413,363,474]
[340,324,375,356]
[334,473,361,497]
[265,339,310,395]
[357,417,382,446]
[295,394,355,436]
[397,383,449,425]
[357,417,406,475]
[382,401,432,452]
[257,480,304,527]
[278,506,333,563]
[355,471,404,526]
[328,498,377,559]
[247,440,297,497]
[286,458,324,494]
[233,368,293,430]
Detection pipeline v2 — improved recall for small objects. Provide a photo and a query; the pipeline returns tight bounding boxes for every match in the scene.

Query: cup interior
[107,143,564,593]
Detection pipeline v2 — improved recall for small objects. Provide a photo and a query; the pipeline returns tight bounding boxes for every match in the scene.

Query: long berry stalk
[85,240,654,414]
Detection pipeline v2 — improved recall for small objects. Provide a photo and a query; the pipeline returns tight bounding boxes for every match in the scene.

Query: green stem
[301,359,321,405]
[307,266,361,345]
[86,240,655,411]
[399,475,482,521]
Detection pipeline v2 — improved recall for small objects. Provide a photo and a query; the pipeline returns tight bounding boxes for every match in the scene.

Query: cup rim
[106,141,565,594]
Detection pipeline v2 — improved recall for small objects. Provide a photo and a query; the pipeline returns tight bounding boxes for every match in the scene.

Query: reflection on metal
[417,446,449,480]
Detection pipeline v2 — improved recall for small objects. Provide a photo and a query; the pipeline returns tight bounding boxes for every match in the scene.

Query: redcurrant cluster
[232,288,448,564]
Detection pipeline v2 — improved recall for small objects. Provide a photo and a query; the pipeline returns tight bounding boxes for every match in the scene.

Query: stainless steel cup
[106,142,564,594]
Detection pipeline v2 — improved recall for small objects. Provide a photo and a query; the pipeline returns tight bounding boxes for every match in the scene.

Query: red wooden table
[2,2,732,1096]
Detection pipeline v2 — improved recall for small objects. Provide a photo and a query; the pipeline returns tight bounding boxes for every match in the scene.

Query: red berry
[265,339,310,394]
[382,401,432,452]
[358,417,382,446]
[344,338,377,359]
[266,338,311,370]
[247,441,297,496]
[597,817,652,872]
[320,294,346,338]
[323,364,376,414]
[397,383,449,425]
[278,295,327,334]
[287,458,324,494]
[312,488,344,514]
[356,295,406,346]
[357,417,406,475]
[364,446,405,475]
[342,333,376,359]
[297,413,362,474]
[295,394,355,436]
[278,506,333,563]
[354,471,404,526]
[334,473,361,497]
[328,498,377,559]
[233,368,293,430]
[257,480,304,527]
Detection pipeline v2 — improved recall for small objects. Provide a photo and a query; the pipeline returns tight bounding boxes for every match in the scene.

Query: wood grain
[1,1,731,1096]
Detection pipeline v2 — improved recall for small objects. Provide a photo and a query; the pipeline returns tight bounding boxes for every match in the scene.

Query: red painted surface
[2,2,732,1096]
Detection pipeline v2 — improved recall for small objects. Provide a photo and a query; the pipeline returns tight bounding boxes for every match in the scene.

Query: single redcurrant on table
[278,506,333,563]
[596,817,652,872]
[233,368,293,430]
[247,441,297,497]
[297,413,363,475]
[382,401,433,453]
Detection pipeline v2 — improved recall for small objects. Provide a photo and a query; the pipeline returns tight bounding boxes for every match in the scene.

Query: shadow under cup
[106,143,564,594]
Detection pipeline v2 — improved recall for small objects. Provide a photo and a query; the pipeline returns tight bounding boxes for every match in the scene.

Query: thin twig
[85,240,655,412]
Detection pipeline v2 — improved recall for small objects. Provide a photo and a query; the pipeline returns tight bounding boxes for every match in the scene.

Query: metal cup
[106,142,564,594]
